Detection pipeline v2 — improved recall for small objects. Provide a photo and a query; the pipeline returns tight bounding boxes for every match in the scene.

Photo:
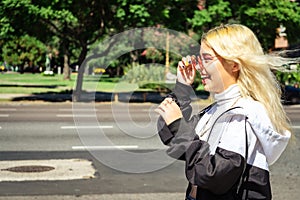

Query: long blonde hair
[201,24,293,134]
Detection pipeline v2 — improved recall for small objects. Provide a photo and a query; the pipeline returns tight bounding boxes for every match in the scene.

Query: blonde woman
[155,24,292,200]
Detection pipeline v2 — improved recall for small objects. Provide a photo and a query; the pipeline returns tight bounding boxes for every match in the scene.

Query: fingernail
[185,60,189,66]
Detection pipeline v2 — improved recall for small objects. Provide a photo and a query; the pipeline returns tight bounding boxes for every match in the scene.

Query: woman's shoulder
[240,97,265,111]
[236,97,272,126]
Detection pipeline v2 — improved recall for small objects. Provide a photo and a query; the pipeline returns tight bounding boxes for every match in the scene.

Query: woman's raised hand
[177,55,197,85]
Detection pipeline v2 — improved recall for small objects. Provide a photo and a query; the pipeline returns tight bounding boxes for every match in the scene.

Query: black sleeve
[157,81,201,145]
[168,81,194,120]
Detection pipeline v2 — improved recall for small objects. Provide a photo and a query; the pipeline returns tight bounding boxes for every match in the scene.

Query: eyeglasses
[200,56,218,63]
[198,55,219,69]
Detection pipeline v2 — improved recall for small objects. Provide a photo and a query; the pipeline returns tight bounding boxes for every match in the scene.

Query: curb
[0,193,186,200]
[0,92,210,104]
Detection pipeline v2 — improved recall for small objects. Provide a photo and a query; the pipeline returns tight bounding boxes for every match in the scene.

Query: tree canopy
[1,0,300,99]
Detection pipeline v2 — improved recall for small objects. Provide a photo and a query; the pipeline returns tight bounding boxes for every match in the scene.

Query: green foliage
[144,48,164,63]
[122,64,165,86]
[187,0,300,50]
[188,0,232,33]
[0,0,116,66]
[244,0,300,49]
[1,0,300,94]
[129,4,150,23]
[276,64,300,86]
[114,0,157,28]
[2,35,47,67]
[114,0,198,31]
[0,16,14,39]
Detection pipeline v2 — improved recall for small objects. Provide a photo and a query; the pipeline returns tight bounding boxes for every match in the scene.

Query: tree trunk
[73,45,88,102]
[73,63,84,102]
[73,38,118,102]
[63,53,70,80]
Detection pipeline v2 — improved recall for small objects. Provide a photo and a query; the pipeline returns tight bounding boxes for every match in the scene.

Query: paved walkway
[0,193,185,200]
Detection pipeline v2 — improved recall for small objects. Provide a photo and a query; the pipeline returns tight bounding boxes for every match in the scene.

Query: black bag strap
[236,117,248,197]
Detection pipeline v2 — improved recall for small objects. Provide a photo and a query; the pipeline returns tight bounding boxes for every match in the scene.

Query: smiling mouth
[201,75,210,85]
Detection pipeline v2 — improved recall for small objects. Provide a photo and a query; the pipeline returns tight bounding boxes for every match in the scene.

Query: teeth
[201,75,210,79]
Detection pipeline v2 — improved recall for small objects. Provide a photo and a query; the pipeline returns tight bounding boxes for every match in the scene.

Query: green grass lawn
[0,73,75,94]
[0,73,139,94]
[0,72,205,95]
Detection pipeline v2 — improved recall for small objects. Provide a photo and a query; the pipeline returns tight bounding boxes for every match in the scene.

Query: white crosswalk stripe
[61,125,113,129]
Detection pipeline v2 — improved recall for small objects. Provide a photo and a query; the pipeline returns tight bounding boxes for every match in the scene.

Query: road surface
[0,102,299,200]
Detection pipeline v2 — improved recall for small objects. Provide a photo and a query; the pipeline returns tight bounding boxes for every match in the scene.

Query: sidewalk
[0,193,185,200]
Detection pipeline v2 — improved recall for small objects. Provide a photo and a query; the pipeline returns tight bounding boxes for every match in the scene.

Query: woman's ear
[232,62,240,73]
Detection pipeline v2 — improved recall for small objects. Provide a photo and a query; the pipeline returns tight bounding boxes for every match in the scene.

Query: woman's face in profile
[199,43,238,93]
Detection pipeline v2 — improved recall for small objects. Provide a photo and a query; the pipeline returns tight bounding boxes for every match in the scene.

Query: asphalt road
[0,102,299,200]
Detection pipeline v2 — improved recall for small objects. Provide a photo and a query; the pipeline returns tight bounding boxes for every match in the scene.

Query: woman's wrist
[177,78,193,86]
[174,80,194,99]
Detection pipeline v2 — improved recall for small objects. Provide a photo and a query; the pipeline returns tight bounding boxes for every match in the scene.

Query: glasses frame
[198,54,220,69]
